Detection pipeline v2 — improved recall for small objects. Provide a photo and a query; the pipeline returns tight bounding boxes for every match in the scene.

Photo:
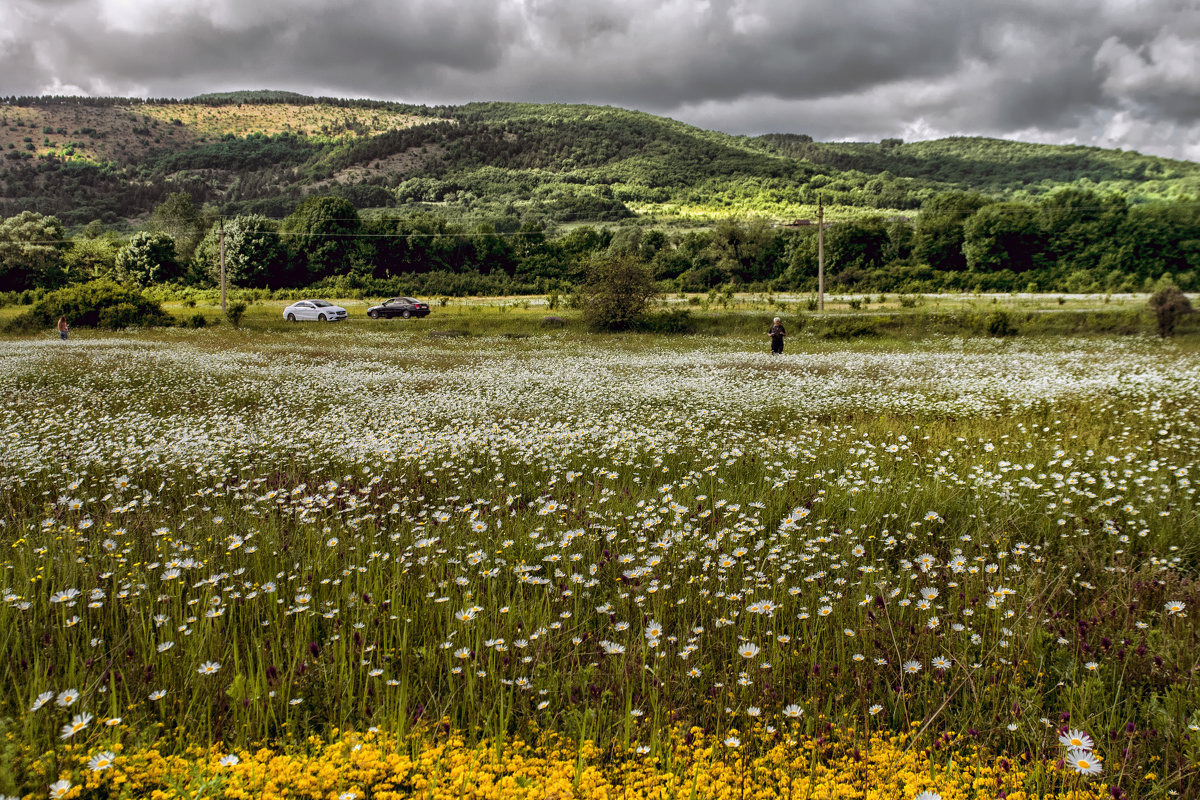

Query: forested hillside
[3,93,1198,225]
[0,92,1197,296]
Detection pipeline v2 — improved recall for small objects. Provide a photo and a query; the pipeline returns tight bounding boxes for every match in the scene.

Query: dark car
[367,297,431,319]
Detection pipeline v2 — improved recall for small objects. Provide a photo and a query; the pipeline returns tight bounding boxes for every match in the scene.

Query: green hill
[760,134,1200,201]
[1,94,1197,228]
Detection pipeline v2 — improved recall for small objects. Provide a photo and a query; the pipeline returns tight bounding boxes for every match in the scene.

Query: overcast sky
[2,0,1199,160]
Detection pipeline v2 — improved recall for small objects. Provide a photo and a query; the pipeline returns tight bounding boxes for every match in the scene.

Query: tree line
[1,188,1196,297]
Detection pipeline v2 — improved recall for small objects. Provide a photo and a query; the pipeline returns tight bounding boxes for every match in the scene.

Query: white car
[283,299,348,322]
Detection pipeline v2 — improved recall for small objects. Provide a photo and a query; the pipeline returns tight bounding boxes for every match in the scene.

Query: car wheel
[401,310,412,319]
[369,310,380,319]
[286,313,296,322]
[318,314,327,322]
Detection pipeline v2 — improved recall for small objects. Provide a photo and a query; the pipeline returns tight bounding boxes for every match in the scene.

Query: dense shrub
[639,309,695,334]
[985,310,1018,337]
[1148,281,1193,338]
[225,301,247,328]
[6,280,174,331]
[96,302,143,329]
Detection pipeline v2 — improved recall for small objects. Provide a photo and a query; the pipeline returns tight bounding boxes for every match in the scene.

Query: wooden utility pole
[219,218,226,312]
[817,196,825,311]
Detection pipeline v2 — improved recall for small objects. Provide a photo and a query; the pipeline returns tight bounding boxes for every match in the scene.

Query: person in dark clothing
[768,317,785,354]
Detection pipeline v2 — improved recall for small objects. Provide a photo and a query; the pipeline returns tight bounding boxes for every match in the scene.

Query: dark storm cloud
[2,0,1198,160]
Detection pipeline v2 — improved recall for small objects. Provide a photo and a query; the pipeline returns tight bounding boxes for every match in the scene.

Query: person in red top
[56,316,69,341]
[768,317,785,354]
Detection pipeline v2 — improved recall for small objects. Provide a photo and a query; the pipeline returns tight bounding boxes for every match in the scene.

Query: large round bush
[8,280,174,331]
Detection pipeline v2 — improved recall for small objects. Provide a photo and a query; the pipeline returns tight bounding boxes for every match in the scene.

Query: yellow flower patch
[57,726,1112,800]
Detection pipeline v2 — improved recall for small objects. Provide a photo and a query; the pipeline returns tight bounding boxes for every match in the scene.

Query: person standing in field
[768,317,785,355]
[56,316,69,341]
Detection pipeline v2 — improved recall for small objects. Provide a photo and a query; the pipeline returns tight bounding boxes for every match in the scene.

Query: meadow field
[1,312,1198,799]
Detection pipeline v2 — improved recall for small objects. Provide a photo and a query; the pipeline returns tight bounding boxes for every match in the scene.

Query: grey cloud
[522,0,634,49]
[497,0,980,105]
[0,0,1198,159]
[1096,20,1200,124]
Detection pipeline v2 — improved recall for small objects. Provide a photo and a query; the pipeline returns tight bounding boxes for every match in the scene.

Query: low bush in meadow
[1149,282,1193,338]
[5,279,174,331]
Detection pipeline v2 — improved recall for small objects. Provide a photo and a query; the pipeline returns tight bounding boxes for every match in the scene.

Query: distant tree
[649,232,695,281]
[365,214,472,277]
[397,214,472,273]
[0,211,69,290]
[1108,202,1200,280]
[606,228,647,258]
[555,226,613,280]
[361,216,413,278]
[329,182,395,209]
[471,223,516,276]
[63,234,120,282]
[581,252,657,332]
[884,218,914,263]
[79,220,107,239]
[150,192,211,264]
[194,215,287,288]
[826,216,890,275]
[913,192,991,271]
[606,228,668,265]
[280,196,367,283]
[779,227,820,286]
[115,232,180,286]
[706,217,779,283]
[963,202,1045,273]
[512,220,561,281]
[1037,190,1127,273]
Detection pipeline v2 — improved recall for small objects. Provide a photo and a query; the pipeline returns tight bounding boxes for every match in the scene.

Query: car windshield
[312,300,332,307]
